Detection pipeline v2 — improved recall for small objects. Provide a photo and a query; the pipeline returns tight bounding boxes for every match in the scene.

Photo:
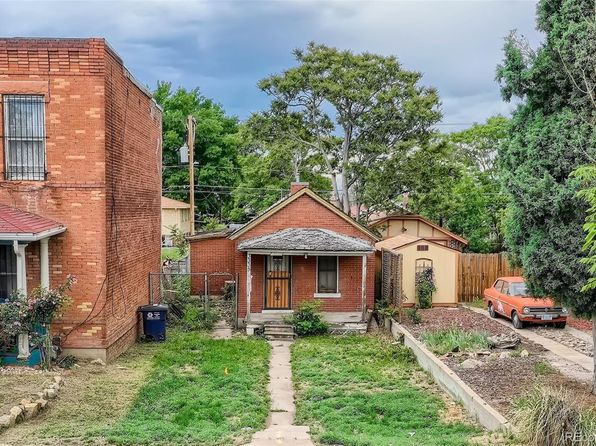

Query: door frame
[264,255,292,310]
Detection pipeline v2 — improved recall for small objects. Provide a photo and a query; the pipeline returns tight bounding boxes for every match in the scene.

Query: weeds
[513,386,596,446]
[285,300,329,336]
[421,328,489,355]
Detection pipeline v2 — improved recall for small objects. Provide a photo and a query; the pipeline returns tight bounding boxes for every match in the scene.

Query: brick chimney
[290,182,309,194]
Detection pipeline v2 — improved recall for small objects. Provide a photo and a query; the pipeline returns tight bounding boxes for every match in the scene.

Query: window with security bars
[0,245,17,301]
[3,95,46,180]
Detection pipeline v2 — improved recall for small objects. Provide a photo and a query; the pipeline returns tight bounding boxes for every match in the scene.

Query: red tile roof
[0,204,64,235]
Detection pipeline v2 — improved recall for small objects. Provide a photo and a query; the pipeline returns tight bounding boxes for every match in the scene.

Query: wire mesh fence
[149,272,238,328]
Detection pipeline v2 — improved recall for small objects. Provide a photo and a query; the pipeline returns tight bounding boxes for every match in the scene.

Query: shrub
[513,386,596,446]
[179,304,219,332]
[405,307,422,324]
[286,301,329,336]
[421,328,489,355]
[415,267,436,309]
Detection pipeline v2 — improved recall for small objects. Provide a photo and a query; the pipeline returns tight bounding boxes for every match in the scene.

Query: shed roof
[375,234,459,252]
[161,196,190,209]
[0,205,66,241]
[370,214,468,245]
[238,228,374,254]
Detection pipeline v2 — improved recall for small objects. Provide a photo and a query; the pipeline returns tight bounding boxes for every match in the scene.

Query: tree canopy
[496,0,596,320]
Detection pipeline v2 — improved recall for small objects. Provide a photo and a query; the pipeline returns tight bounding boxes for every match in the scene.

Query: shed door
[265,255,291,309]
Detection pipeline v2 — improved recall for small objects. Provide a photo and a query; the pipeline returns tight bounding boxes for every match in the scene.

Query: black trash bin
[138,304,168,342]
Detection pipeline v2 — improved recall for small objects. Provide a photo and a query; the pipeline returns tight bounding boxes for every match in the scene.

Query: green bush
[513,386,596,446]
[405,307,422,324]
[421,328,489,355]
[286,301,329,336]
[179,304,219,332]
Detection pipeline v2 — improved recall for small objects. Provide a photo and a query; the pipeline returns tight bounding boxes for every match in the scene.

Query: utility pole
[187,115,196,235]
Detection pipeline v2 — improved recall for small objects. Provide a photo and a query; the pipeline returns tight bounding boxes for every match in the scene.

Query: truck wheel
[488,303,497,318]
[512,311,524,329]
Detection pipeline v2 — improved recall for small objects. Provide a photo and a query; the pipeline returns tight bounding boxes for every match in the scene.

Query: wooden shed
[376,234,460,307]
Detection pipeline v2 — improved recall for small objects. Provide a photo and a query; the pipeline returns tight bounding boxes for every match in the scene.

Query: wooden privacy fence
[458,253,523,302]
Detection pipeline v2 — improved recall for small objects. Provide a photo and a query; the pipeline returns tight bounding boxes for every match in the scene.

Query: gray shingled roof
[237,228,374,253]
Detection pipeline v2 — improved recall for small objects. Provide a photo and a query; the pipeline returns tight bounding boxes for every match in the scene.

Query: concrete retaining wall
[390,319,510,431]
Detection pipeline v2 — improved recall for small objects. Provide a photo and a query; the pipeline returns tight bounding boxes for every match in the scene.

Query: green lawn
[106,332,270,445]
[161,247,185,261]
[291,335,480,446]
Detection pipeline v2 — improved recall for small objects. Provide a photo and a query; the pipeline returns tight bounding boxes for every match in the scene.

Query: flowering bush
[415,267,436,309]
[0,275,76,340]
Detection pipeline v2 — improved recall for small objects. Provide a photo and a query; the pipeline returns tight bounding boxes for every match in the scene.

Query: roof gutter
[240,249,374,256]
[0,226,66,242]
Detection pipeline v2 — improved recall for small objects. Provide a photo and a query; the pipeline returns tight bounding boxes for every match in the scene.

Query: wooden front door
[265,255,291,309]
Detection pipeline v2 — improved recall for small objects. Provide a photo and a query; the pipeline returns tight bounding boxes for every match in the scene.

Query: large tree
[256,42,441,216]
[154,82,241,226]
[410,116,509,253]
[497,0,596,391]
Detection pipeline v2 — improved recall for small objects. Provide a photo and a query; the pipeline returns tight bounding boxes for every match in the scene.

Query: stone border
[0,375,63,431]
[390,319,510,431]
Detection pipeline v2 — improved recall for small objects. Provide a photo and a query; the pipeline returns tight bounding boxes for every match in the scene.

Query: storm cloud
[0,0,542,129]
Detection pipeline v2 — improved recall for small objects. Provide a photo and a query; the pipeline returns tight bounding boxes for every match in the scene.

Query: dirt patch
[0,342,158,446]
[0,367,56,414]
[400,307,596,418]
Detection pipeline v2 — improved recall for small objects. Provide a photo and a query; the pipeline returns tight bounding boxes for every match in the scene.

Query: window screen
[317,256,338,293]
[3,95,46,180]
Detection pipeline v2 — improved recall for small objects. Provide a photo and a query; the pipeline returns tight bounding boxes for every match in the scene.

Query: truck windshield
[510,282,528,296]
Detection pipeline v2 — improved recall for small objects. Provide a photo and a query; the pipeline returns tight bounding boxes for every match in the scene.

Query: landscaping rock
[23,402,40,420]
[44,388,57,399]
[0,415,13,429]
[90,358,106,366]
[487,333,521,349]
[9,406,23,423]
[54,375,63,387]
[35,398,48,409]
[520,349,529,358]
[461,358,483,369]
[499,351,512,359]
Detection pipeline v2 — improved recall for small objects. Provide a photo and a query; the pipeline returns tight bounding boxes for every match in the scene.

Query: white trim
[261,309,294,314]
[0,226,66,242]
[246,253,252,323]
[361,254,367,319]
[316,255,339,294]
[314,293,341,298]
[40,237,49,288]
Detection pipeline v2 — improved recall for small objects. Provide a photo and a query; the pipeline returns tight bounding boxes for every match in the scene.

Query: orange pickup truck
[483,276,568,329]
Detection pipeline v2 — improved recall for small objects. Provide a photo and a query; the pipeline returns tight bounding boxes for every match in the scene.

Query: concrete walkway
[244,341,315,446]
[211,320,232,340]
[466,306,594,372]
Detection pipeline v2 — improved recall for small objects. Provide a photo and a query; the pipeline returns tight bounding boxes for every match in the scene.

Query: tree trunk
[593,313,596,394]
[341,172,351,215]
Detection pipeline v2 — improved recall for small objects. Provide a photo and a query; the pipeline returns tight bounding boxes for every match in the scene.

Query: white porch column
[40,237,50,289]
[13,241,28,295]
[246,252,252,322]
[361,254,367,320]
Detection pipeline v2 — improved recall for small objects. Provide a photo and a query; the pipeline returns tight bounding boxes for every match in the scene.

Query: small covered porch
[237,228,375,330]
[0,204,66,300]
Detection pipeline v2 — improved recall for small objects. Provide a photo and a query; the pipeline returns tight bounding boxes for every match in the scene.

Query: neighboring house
[369,214,468,252]
[161,196,191,246]
[189,183,379,329]
[376,234,461,307]
[0,38,162,361]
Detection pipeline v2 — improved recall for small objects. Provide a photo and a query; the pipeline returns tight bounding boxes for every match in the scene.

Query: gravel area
[400,307,596,417]
[529,325,593,357]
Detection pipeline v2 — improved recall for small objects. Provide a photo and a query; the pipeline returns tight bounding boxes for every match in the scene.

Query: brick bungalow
[0,38,162,361]
[189,183,379,329]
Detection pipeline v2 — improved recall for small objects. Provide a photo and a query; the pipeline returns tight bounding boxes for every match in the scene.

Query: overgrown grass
[468,297,485,309]
[513,386,596,446]
[292,335,479,446]
[161,247,184,261]
[106,331,270,445]
[421,328,490,355]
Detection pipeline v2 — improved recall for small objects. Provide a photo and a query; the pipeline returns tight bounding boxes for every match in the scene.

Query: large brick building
[0,38,162,361]
[189,183,378,329]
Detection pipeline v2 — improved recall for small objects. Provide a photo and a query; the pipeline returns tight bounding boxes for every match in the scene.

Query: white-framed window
[0,245,17,301]
[315,256,340,297]
[3,94,46,180]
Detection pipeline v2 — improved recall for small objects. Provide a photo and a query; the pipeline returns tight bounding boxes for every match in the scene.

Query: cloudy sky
[0,0,542,130]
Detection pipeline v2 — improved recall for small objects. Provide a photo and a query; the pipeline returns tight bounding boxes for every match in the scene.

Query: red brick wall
[189,237,235,295]
[0,39,161,357]
[103,47,162,356]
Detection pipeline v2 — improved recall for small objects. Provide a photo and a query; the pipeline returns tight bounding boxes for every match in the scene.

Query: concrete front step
[264,326,294,334]
[265,334,295,341]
